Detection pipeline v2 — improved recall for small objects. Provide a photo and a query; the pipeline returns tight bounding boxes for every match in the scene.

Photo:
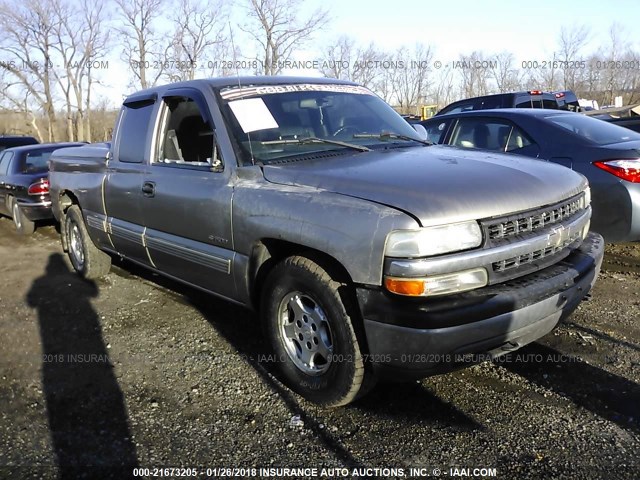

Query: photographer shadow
[27,253,138,478]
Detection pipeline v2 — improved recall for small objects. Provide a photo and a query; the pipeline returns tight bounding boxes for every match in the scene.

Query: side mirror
[413,124,428,141]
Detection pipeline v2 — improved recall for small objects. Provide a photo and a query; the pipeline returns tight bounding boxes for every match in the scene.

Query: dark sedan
[0,143,84,234]
[420,109,640,242]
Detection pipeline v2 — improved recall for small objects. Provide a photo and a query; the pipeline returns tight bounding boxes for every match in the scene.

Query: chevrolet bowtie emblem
[547,225,567,248]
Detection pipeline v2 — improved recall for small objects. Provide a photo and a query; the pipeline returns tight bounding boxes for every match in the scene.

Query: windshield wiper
[353,132,433,146]
[260,136,371,152]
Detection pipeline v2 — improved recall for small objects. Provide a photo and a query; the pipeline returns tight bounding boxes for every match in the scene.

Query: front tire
[64,205,111,279]
[11,198,35,235]
[261,256,369,407]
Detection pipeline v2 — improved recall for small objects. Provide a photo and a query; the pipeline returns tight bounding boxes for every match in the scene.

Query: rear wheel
[261,256,372,407]
[11,198,35,235]
[65,205,111,279]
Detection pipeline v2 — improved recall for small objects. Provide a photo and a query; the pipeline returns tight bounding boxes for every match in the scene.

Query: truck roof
[123,76,357,104]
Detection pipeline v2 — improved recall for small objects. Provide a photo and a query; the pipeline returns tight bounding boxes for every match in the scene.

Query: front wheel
[64,205,111,279]
[261,256,371,407]
[11,198,35,235]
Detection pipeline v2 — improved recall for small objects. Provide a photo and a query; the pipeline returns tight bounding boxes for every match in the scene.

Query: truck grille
[487,197,582,240]
[492,230,582,272]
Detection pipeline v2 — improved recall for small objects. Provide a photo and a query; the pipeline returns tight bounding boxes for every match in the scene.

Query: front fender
[232,185,418,286]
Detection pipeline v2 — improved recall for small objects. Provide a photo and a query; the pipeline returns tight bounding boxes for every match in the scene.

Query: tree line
[0,0,638,142]
[320,24,640,114]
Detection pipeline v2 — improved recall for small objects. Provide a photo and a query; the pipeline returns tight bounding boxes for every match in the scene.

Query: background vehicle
[0,142,83,234]
[420,109,640,242]
[0,135,38,152]
[602,117,640,133]
[49,77,602,407]
[437,90,580,116]
[585,105,640,134]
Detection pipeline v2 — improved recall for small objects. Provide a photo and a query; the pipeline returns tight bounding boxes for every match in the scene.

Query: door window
[422,119,452,144]
[449,118,535,152]
[0,151,14,175]
[154,96,222,171]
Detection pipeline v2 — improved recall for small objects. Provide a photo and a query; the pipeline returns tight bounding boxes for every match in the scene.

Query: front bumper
[16,198,53,221]
[358,232,604,380]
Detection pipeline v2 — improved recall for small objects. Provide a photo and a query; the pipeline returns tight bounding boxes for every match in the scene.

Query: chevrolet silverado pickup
[49,77,604,407]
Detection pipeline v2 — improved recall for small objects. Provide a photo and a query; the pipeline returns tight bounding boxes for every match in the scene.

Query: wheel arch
[248,238,371,358]
[248,238,354,311]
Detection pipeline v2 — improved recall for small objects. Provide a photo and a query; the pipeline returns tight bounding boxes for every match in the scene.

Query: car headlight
[384,221,483,258]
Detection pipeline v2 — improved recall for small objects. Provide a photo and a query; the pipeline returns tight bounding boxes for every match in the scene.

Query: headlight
[385,221,482,258]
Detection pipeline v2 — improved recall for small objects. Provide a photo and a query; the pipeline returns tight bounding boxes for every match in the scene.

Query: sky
[99,0,640,105]
[313,0,638,62]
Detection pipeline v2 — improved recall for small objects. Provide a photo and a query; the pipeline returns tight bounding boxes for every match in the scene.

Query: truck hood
[261,145,587,226]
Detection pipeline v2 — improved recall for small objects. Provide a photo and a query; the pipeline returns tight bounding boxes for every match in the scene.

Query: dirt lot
[0,218,639,479]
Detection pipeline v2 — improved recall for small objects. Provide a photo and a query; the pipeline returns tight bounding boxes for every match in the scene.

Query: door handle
[142,181,155,197]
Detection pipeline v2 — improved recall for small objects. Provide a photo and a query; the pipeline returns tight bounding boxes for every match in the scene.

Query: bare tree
[457,51,490,98]
[386,44,433,113]
[428,68,452,108]
[319,35,356,81]
[558,25,590,92]
[594,23,640,105]
[166,0,228,82]
[623,48,640,105]
[0,0,59,140]
[319,36,386,91]
[49,0,109,141]
[490,51,523,93]
[529,51,561,92]
[352,43,387,90]
[241,0,329,75]
[115,0,169,89]
[0,69,45,139]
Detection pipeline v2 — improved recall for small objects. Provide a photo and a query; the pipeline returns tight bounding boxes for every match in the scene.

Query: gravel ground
[0,218,638,480]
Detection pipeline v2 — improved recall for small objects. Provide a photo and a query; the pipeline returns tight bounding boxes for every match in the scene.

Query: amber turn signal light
[384,278,425,296]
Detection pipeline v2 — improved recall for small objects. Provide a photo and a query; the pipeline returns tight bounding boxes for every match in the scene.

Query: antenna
[228,21,242,88]
[228,21,256,165]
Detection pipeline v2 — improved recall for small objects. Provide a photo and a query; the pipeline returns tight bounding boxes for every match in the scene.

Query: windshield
[219,83,423,164]
[548,113,640,145]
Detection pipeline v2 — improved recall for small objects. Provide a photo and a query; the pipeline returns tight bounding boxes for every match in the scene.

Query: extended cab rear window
[117,100,155,163]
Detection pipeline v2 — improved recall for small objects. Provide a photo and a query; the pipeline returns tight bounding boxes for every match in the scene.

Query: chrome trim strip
[107,221,144,246]
[145,236,231,274]
[16,200,52,208]
[387,207,591,278]
[86,212,108,232]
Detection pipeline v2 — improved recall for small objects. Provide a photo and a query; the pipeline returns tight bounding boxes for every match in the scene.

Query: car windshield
[22,151,53,173]
[219,84,424,164]
[548,114,640,145]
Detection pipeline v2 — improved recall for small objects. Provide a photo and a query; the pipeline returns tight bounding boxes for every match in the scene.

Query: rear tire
[11,198,35,235]
[261,255,373,407]
[64,205,111,279]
